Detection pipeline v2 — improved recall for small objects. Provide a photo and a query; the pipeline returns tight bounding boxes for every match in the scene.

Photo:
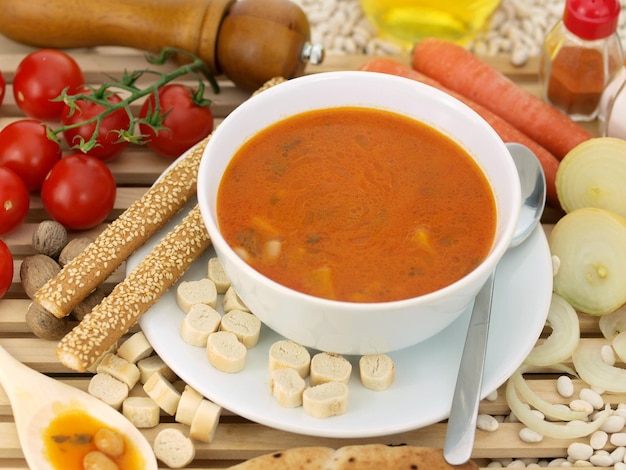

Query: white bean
[547,458,571,467]
[477,414,500,432]
[601,415,626,434]
[610,432,626,447]
[589,452,613,467]
[520,458,539,466]
[610,446,626,463]
[519,427,543,443]
[570,399,594,415]
[567,442,594,461]
[507,460,526,467]
[557,375,575,398]
[589,430,608,449]
[614,462,626,470]
[580,388,604,410]
[511,47,529,67]
[600,344,617,366]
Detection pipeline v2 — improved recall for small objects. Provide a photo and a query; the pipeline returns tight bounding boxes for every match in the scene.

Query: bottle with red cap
[539,0,624,121]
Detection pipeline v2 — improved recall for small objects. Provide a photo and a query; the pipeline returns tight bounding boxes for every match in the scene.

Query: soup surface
[217,107,496,302]
[43,408,145,469]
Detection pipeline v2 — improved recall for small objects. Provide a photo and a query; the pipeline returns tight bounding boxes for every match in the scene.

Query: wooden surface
[0,35,609,469]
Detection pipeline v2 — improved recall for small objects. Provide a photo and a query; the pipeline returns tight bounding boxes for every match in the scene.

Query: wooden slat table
[0,34,611,469]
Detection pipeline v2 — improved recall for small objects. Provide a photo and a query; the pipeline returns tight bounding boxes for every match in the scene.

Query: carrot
[411,37,593,160]
[359,57,560,209]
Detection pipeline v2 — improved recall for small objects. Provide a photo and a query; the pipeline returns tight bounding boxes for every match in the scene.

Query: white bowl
[197,71,521,355]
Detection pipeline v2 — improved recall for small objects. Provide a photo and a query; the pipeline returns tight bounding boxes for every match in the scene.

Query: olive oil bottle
[360,0,501,46]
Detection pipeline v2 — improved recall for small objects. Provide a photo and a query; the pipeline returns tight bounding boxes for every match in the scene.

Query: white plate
[133,199,552,439]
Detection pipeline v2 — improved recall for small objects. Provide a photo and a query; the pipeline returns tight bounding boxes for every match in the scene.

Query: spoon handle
[443,272,495,465]
[0,345,38,405]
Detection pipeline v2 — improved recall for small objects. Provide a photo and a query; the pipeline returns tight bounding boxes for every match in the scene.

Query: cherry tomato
[139,84,214,158]
[13,49,84,121]
[0,239,13,299]
[0,120,62,191]
[0,166,30,235]
[0,70,5,106]
[41,154,116,230]
[61,89,130,161]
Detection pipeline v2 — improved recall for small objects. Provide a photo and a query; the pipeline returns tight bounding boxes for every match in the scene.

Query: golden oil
[360,0,502,47]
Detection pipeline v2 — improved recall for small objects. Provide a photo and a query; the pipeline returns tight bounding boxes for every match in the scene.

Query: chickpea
[83,451,119,470]
[93,428,125,458]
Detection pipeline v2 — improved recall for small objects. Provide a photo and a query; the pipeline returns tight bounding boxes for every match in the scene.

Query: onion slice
[525,293,580,367]
[599,305,626,339]
[613,331,626,363]
[510,367,588,422]
[572,340,626,392]
[549,207,626,315]
[556,137,626,218]
[506,377,611,439]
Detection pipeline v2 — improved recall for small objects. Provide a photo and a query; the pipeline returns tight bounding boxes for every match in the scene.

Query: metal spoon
[0,345,158,469]
[443,143,547,465]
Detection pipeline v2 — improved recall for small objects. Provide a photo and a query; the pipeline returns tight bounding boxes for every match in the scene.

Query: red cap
[563,0,621,39]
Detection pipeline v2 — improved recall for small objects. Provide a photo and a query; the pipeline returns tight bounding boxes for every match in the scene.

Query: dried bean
[519,427,543,443]
[580,388,604,410]
[589,430,608,449]
[567,442,594,461]
[569,399,594,415]
[547,458,571,467]
[601,415,626,434]
[611,432,626,447]
[507,460,526,467]
[589,452,613,467]
[557,375,574,398]
[477,414,499,432]
[610,446,626,463]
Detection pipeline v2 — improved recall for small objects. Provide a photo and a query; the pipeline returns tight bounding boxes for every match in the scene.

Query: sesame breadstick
[57,204,211,372]
[35,137,209,319]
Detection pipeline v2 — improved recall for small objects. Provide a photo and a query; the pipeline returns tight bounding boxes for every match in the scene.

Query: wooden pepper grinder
[0,0,325,91]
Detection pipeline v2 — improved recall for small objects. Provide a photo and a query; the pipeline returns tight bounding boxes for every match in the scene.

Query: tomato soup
[217,107,496,303]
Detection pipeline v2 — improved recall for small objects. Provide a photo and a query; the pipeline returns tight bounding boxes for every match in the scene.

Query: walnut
[32,220,68,259]
[25,302,72,340]
[59,237,94,267]
[71,286,106,321]
[20,254,61,299]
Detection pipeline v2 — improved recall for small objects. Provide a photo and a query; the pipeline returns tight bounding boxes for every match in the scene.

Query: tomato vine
[48,47,219,154]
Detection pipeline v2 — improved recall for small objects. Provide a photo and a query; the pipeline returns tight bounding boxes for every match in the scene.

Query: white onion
[556,137,626,219]
[506,378,611,439]
[572,340,626,392]
[549,208,626,315]
[599,305,626,340]
[612,331,626,363]
[510,368,589,422]
[525,293,580,367]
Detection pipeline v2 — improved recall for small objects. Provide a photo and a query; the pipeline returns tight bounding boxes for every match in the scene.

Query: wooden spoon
[0,345,157,469]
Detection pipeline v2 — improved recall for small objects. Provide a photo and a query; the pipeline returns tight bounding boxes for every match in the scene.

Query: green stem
[51,47,219,151]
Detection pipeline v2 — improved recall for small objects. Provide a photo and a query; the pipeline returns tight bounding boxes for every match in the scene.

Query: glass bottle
[359,0,502,47]
[540,0,623,122]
